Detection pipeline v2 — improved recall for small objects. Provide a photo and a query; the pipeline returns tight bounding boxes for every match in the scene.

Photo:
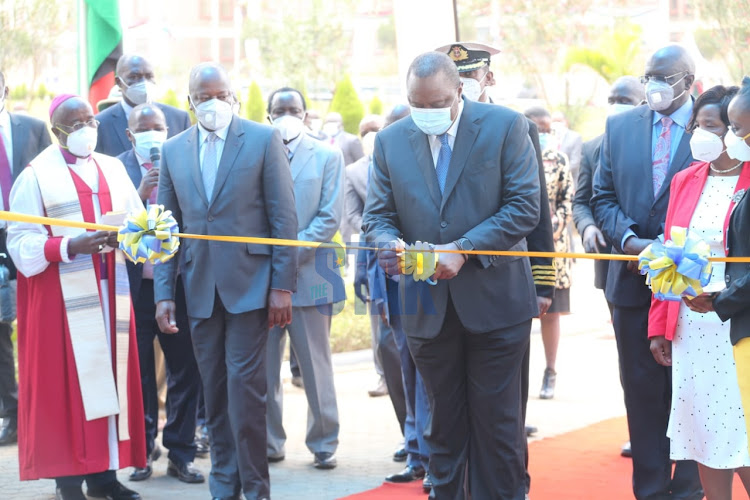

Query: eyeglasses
[640,71,688,85]
[57,119,99,132]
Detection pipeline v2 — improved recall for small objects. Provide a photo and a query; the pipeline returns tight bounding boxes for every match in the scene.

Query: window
[220,0,234,21]
[220,38,234,64]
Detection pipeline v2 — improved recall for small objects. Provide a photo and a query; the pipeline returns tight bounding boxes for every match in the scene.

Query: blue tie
[436,133,451,194]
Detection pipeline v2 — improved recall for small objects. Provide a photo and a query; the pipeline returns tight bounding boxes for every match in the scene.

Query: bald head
[188,63,233,110]
[647,45,695,75]
[406,52,463,127]
[115,54,155,106]
[325,112,342,125]
[609,76,644,106]
[385,104,410,127]
[643,44,695,115]
[128,103,166,131]
[51,97,95,152]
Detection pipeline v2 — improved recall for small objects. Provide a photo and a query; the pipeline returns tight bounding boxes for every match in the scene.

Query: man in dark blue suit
[117,103,204,485]
[0,71,52,446]
[96,54,191,157]
[592,45,703,500]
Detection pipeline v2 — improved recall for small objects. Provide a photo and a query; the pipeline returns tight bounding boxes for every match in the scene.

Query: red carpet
[341,416,748,499]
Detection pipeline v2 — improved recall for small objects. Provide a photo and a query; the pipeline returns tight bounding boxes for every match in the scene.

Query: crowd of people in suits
[1,36,750,500]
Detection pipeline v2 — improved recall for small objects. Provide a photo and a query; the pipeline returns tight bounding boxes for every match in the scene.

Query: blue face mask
[539,132,554,151]
[410,96,457,136]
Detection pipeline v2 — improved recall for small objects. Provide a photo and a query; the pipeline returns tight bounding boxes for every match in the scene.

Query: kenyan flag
[80,0,122,110]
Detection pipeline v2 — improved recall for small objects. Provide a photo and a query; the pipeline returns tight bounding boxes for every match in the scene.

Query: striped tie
[435,133,452,194]
[202,132,219,199]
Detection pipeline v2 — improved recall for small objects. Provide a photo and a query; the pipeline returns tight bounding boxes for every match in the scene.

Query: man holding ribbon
[7,94,145,500]
[363,51,540,500]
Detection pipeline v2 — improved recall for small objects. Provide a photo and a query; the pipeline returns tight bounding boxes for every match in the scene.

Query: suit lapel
[440,102,479,213]
[408,125,441,210]
[637,107,656,206]
[9,113,25,176]
[187,127,208,206]
[291,135,314,181]
[124,151,143,187]
[110,105,132,152]
[209,117,244,206]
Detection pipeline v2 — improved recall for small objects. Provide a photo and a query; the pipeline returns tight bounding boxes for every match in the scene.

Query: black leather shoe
[621,441,632,458]
[128,460,152,482]
[167,459,205,483]
[392,446,407,462]
[313,451,337,469]
[423,472,433,493]
[195,439,210,458]
[268,454,285,463]
[86,480,141,500]
[386,465,425,483]
[525,425,538,437]
[150,445,161,462]
[0,417,17,445]
[211,496,241,500]
[55,486,86,500]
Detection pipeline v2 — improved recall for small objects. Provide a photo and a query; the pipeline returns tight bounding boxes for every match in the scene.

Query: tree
[693,0,750,82]
[561,21,643,84]
[245,82,266,123]
[243,0,357,89]
[369,96,383,115]
[328,75,364,135]
[0,0,69,105]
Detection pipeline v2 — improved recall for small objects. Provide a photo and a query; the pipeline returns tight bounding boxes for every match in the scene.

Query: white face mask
[61,126,98,157]
[131,129,168,161]
[123,80,156,106]
[272,115,305,143]
[322,122,340,137]
[539,132,558,151]
[689,127,725,163]
[410,96,457,136]
[192,97,233,131]
[608,103,635,116]
[724,129,750,162]
[460,75,487,102]
[645,74,686,112]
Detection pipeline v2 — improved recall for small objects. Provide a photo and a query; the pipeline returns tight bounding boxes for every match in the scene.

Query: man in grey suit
[95,54,191,157]
[0,71,52,445]
[363,52,540,500]
[591,45,703,500]
[154,63,298,500]
[264,87,343,470]
[323,112,364,166]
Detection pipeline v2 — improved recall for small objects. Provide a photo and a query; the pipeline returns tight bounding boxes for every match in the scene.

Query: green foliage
[693,0,750,81]
[9,84,28,100]
[369,96,383,115]
[329,75,365,136]
[329,283,374,354]
[245,82,266,123]
[161,89,185,110]
[243,0,357,89]
[561,21,643,84]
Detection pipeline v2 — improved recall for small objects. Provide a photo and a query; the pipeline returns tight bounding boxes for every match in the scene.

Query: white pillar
[393,0,456,96]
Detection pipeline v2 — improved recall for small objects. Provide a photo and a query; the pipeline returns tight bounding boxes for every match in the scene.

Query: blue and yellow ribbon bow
[117,205,180,265]
[638,226,712,301]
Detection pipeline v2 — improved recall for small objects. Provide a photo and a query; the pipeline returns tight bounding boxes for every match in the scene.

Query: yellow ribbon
[4,210,750,263]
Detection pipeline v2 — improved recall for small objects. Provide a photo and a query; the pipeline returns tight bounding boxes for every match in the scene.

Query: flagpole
[77,0,88,97]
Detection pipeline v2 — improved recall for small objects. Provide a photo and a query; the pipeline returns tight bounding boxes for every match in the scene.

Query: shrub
[328,75,365,135]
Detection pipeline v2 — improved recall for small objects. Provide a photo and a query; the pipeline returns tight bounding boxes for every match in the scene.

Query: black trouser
[0,321,17,420]
[55,470,115,489]
[409,298,530,500]
[612,305,702,500]
[135,277,200,466]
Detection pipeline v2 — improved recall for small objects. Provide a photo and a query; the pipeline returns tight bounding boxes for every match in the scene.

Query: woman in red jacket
[648,85,750,499]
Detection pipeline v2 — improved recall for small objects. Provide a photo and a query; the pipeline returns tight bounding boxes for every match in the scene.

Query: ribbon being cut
[638,226,713,302]
[117,204,180,265]
[398,240,439,282]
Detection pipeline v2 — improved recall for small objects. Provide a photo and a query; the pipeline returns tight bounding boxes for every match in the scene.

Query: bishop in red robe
[7,95,145,500]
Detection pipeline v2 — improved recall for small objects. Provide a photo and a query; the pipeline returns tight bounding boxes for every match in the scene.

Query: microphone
[149,146,161,169]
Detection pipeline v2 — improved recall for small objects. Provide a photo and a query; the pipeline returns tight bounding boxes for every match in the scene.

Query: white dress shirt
[426,100,464,168]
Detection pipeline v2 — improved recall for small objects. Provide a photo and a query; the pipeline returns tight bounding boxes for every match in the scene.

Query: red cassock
[16,168,145,480]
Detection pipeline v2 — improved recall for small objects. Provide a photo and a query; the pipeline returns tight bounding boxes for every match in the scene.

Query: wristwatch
[453,237,474,260]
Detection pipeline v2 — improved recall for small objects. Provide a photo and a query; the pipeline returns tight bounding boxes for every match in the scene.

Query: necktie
[0,128,12,211]
[435,133,452,194]
[652,116,673,195]
[202,132,219,199]
[142,162,157,205]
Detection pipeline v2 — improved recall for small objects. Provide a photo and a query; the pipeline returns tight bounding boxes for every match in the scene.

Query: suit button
[440,221,448,228]
[726,275,731,283]
[208,215,215,222]
[649,210,656,217]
